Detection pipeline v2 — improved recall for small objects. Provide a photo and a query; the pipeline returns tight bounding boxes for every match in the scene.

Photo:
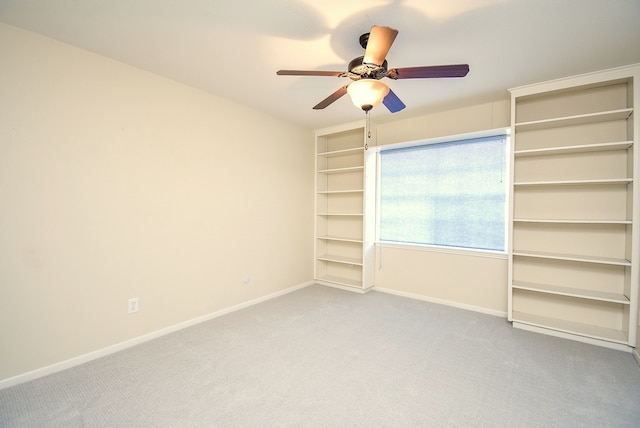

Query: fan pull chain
[365,110,371,150]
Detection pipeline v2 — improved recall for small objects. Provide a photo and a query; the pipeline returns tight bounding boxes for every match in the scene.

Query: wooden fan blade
[277,70,344,77]
[313,86,349,109]
[383,89,406,113]
[387,64,469,79]
[363,26,398,67]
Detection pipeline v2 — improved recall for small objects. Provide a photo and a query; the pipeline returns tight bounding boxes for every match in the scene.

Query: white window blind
[379,134,507,251]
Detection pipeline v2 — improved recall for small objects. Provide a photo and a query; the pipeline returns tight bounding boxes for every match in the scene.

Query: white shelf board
[315,275,362,288]
[317,235,363,243]
[511,311,628,344]
[514,141,633,157]
[317,213,363,217]
[514,178,632,187]
[316,254,363,265]
[317,189,364,194]
[513,250,631,266]
[512,281,630,304]
[513,218,632,224]
[317,147,364,157]
[317,166,365,174]
[514,108,633,131]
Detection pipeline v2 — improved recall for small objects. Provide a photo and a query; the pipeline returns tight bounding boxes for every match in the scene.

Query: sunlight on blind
[379,135,507,251]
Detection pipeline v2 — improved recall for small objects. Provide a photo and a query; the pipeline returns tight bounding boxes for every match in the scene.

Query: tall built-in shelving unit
[508,64,639,350]
[315,121,376,292]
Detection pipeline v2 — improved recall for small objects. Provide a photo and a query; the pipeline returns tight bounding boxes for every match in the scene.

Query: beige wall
[0,24,314,382]
[0,22,513,384]
[373,100,511,314]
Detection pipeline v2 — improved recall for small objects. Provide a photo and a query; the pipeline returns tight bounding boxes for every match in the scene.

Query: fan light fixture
[347,79,389,112]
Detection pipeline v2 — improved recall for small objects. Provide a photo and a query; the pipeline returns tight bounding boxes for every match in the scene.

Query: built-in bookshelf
[508,64,639,349]
[315,121,375,291]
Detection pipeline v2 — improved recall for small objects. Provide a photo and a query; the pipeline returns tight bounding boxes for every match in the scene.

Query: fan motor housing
[347,56,388,81]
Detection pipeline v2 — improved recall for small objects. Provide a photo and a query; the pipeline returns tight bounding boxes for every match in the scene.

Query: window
[378,133,508,251]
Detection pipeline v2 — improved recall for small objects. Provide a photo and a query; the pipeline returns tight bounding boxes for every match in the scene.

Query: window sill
[375,241,508,260]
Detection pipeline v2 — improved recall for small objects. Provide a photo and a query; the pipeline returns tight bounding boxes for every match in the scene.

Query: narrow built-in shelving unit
[314,121,376,291]
[508,64,639,350]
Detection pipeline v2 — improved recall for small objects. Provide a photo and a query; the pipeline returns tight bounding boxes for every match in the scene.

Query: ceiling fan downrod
[359,32,370,49]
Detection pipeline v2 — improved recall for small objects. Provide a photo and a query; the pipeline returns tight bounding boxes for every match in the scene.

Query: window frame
[374,128,511,257]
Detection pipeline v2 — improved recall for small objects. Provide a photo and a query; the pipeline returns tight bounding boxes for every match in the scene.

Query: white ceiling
[2,0,640,130]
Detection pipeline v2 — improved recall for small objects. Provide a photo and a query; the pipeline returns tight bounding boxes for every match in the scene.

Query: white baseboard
[373,286,507,318]
[0,281,314,390]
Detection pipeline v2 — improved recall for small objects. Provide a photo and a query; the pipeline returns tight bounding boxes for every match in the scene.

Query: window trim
[373,127,511,256]
[375,240,508,260]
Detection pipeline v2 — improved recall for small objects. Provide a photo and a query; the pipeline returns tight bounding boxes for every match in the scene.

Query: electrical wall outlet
[128,297,139,314]
[242,276,250,284]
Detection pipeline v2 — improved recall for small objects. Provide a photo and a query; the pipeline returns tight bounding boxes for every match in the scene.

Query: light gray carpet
[1,284,640,427]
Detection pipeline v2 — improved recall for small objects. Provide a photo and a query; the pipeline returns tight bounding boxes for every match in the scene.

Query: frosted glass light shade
[347,79,389,111]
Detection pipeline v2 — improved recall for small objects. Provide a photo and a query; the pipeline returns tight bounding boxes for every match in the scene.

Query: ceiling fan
[276,26,470,113]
